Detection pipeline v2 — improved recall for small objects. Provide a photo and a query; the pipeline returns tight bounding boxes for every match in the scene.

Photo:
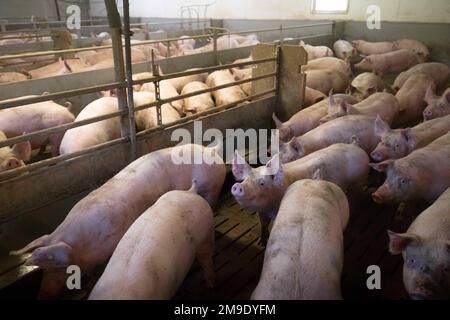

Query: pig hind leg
[196,229,216,288]
[49,132,64,157]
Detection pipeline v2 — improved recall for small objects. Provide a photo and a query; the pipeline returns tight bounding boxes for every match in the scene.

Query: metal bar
[54,0,61,22]
[123,0,137,161]
[0,88,276,182]
[134,72,277,112]
[0,82,124,110]
[0,110,126,149]
[151,51,162,126]
[212,28,218,65]
[105,0,131,140]
[217,22,334,36]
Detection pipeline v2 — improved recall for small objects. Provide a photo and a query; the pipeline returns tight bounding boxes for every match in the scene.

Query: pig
[133,92,180,130]
[304,86,326,106]
[273,94,357,142]
[0,95,75,156]
[352,40,395,55]
[206,70,246,106]
[168,69,207,93]
[333,39,357,61]
[141,79,184,116]
[181,81,215,115]
[89,184,215,299]
[232,144,368,245]
[59,97,122,154]
[354,49,420,76]
[28,59,73,79]
[371,132,450,204]
[393,39,430,62]
[303,57,352,78]
[0,130,31,172]
[232,55,253,67]
[319,92,399,125]
[395,74,436,126]
[278,114,380,163]
[347,72,385,102]
[131,72,153,91]
[11,143,226,298]
[177,35,196,49]
[393,63,450,91]
[230,67,253,96]
[423,87,450,121]
[387,187,450,300]
[251,179,349,300]
[305,69,349,95]
[0,71,31,83]
[371,114,450,162]
[299,41,334,60]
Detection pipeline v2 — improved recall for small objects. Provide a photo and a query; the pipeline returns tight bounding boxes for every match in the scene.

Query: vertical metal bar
[275,45,282,100]
[123,0,137,161]
[279,24,283,45]
[104,0,131,144]
[167,40,171,58]
[332,20,336,43]
[212,28,218,65]
[54,0,61,22]
[151,51,162,126]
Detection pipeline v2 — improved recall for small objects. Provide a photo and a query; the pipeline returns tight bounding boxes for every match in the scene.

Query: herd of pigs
[1,35,450,300]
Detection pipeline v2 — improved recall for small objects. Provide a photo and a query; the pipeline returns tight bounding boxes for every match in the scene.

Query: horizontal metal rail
[217,22,334,36]
[0,88,276,182]
[0,82,123,110]
[0,34,57,40]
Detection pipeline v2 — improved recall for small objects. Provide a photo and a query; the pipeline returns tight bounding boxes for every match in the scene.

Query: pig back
[252,179,349,300]
[89,190,214,299]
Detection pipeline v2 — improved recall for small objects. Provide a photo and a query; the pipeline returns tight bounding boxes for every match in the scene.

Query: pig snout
[231,183,245,198]
[370,150,385,162]
[409,288,432,300]
[371,189,388,204]
[423,109,433,121]
[2,158,22,171]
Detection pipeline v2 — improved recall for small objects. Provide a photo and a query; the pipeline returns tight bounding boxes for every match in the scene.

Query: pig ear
[374,115,391,137]
[25,242,73,269]
[387,230,420,255]
[444,90,450,103]
[424,85,437,104]
[312,168,322,180]
[367,85,377,95]
[289,137,304,155]
[369,160,394,172]
[342,101,353,114]
[232,151,251,181]
[12,140,31,161]
[346,85,356,95]
[272,113,283,129]
[327,94,338,113]
[265,154,284,185]
[400,128,413,144]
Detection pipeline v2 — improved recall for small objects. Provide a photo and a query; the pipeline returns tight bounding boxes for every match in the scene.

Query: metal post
[104,0,131,147]
[54,0,61,22]
[151,51,162,126]
[332,21,336,43]
[167,40,171,58]
[212,28,218,65]
[279,24,283,45]
[123,0,137,161]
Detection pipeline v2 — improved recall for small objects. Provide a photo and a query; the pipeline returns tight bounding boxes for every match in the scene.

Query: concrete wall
[89,0,450,23]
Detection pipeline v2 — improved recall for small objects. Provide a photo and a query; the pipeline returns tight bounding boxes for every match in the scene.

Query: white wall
[90,0,450,23]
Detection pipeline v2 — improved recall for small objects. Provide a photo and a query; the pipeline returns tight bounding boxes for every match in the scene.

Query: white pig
[232,144,367,245]
[141,79,184,116]
[387,187,450,300]
[423,87,450,121]
[273,94,357,142]
[333,39,357,61]
[206,70,246,106]
[354,49,420,76]
[347,72,385,102]
[0,71,31,83]
[303,57,352,78]
[278,115,380,163]
[299,41,334,60]
[393,39,430,62]
[305,69,349,95]
[0,130,31,172]
[181,81,215,115]
[352,40,395,55]
[304,87,327,106]
[251,179,349,300]
[0,95,75,156]
[371,114,450,162]
[89,184,215,300]
[11,143,226,298]
[393,63,450,91]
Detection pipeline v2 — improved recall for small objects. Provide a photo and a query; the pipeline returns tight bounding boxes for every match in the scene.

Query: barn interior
[0,0,449,300]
